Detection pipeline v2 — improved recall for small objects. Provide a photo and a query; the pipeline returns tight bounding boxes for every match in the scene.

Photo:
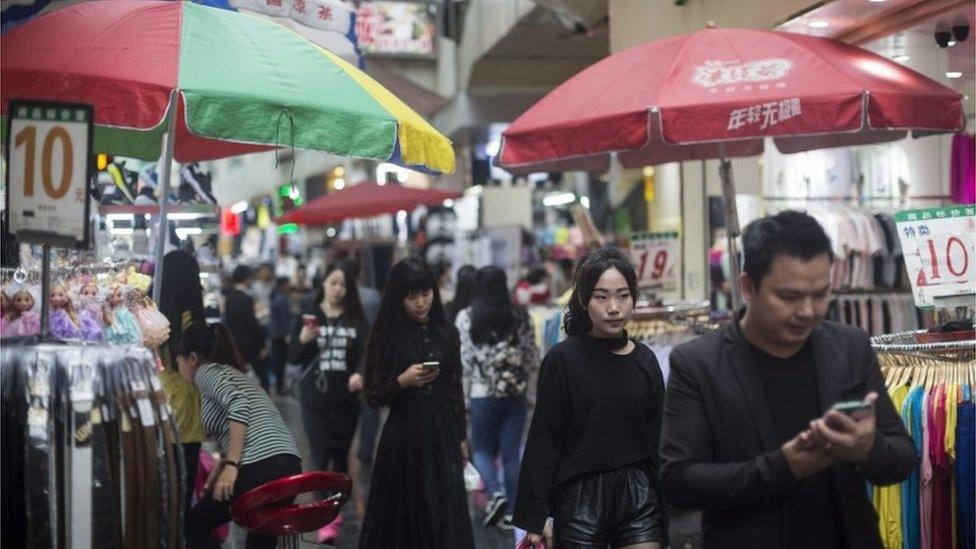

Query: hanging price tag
[5,100,93,248]
[895,205,976,308]
[629,231,681,293]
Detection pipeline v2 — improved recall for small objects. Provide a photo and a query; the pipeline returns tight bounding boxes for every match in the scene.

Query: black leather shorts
[554,463,663,548]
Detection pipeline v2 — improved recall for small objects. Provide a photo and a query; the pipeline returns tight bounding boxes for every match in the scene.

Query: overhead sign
[5,100,93,248]
[630,231,681,295]
[355,1,436,57]
[895,205,975,308]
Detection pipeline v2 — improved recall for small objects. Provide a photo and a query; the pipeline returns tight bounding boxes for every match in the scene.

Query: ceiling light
[946,71,963,79]
[542,192,576,207]
[443,199,454,208]
[808,20,829,29]
[893,55,910,63]
[326,227,337,238]
[868,0,887,3]
[334,178,345,190]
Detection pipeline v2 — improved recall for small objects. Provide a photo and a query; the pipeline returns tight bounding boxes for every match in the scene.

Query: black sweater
[512,334,666,534]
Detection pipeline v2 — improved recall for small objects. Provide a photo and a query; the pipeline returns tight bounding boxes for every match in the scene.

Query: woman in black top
[288,262,367,543]
[514,246,666,549]
[359,257,475,549]
[444,264,477,324]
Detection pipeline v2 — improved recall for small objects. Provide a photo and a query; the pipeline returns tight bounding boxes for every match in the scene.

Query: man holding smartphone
[660,211,914,549]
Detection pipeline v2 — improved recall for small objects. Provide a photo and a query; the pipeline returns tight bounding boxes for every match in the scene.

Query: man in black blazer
[661,211,914,549]
[224,265,270,390]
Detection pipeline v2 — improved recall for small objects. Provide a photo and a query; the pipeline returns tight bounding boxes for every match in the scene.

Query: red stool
[230,471,351,549]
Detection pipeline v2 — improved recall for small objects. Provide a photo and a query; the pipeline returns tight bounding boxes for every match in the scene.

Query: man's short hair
[742,210,834,287]
[231,265,253,285]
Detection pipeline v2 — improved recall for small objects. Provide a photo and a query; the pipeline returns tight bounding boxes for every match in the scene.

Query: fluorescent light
[105,213,134,222]
[167,212,211,220]
[542,192,576,207]
[893,55,910,63]
[946,71,963,79]
[808,20,829,28]
[175,227,203,239]
[334,178,345,190]
[580,196,590,209]
[231,201,249,214]
[868,0,887,3]
[443,199,454,208]
[109,228,134,235]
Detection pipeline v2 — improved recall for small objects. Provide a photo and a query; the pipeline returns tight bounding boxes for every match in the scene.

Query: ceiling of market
[776,0,975,117]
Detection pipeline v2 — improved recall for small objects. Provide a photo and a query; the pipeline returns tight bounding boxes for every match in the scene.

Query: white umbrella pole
[717,143,743,311]
[152,89,179,303]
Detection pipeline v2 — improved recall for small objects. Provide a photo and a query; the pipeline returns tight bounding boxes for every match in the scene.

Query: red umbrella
[279,181,461,225]
[497,27,964,306]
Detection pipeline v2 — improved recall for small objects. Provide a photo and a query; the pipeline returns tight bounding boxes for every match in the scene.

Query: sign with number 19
[5,100,93,248]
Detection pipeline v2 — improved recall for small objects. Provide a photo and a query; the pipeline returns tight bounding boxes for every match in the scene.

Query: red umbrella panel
[498,28,964,173]
[279,181,461,225]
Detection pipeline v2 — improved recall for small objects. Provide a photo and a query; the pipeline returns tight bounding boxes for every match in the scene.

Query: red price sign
[896,206,976,307]
[629,232,680,293]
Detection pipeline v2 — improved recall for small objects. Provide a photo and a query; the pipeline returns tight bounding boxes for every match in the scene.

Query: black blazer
[660,318,914,549]
[223,288,266,365]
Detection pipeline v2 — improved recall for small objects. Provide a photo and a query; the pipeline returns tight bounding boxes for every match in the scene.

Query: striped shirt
[196,363,299,465]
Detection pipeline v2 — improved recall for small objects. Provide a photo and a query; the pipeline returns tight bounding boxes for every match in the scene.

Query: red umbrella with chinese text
[497,27,965,307]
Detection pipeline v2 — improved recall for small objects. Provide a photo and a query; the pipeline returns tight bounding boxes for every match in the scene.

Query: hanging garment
[950,133,975,204]
[956,400,974,549]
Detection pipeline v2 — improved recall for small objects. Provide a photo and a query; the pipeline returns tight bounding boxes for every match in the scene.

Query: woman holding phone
[288,262,367,543]
[514,246,666,549]
[359,257,474,549]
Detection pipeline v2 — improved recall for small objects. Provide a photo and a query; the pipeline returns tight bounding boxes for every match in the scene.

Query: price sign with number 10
[895,205,976,308]
[5,100,93,248]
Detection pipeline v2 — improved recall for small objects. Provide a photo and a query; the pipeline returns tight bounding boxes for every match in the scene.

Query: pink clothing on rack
[950,133,975,204]
[921,388,933,549]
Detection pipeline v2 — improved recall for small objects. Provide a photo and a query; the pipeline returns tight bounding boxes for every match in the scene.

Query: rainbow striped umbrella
[1,0,454,172]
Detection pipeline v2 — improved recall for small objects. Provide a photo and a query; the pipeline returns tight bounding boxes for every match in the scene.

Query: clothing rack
[872,330,976,363]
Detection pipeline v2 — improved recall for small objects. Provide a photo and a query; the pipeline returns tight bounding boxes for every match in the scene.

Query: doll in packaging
[1,289,10,334]
[49,282,82,340]
[128,288,170,348]
[3,284,41,337]
[104,283,143,345]
[75,278,108,343]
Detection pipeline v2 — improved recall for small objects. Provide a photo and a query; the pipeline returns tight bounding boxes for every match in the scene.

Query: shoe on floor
[483,491,508,527]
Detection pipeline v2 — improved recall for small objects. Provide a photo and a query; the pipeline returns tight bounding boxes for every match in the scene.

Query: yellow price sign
[5,101,93,248]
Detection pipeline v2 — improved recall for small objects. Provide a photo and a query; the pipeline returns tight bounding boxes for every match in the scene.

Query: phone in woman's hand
[421,361,441,373]
[302,314,318,329]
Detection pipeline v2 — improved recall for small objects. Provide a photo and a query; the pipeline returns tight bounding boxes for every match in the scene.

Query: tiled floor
[228,393,518,548]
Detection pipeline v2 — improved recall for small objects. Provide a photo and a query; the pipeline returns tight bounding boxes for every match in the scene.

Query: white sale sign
[5,101,92,248]
[629,232,681,293]
[895,205,976,308]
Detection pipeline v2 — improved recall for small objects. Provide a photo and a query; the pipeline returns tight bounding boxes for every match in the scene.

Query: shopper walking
[268,276,293,395]
[514,246,666,549]
[456,265,538,528]
[157,250,209,533]
[289,262,367,543]
[445,264,477,325]
[359,257,475,549]
[660,210,915,549]
[224,265,270,390]
[179,321,301,549]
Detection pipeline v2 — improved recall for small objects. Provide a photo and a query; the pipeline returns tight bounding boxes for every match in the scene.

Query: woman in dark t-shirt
[514,246,666,549]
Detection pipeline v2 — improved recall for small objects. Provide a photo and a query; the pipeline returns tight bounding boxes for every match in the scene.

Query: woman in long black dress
[288,262,367,543]
[359,257,475,549]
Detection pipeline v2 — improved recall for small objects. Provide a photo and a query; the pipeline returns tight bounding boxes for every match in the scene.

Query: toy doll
[3,284,41,338]
[75,278,108,343]
[49,282,82,340]
[0,289,10,334]
[104,283,142,345]
[128,289,170,348]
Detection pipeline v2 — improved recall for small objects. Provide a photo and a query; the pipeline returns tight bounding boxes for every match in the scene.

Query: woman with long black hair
[514,246,666,549]
[359,257,474,549]
[157,250,209,523]
[178,321,301,549]
[288,262,367,543]
[445,264,477,324]
[456,265,538,528]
